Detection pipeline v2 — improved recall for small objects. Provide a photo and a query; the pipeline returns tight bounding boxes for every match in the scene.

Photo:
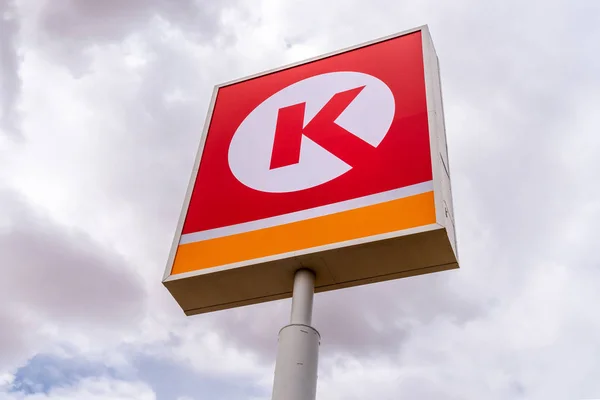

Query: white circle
[228,71,395,193]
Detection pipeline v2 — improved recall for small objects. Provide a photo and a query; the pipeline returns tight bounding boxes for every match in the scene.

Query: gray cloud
[210,272,483,362]
[131,352,267,400]
[34,0,239,76]
[0,188,146,367]
[36,0,598,367]
[0,0,21,138]
[39,0,233,40]
[0,309,31,370]
[2,0,600,398]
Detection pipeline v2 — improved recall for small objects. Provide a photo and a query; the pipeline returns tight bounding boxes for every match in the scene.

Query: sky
[1,0,600,399]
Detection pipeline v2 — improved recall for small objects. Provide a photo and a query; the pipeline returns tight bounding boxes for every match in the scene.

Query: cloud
[1,0,600,399]
[10,354,117,395]
[0,187,146,369]
[0,376,155,400]
[0,188,146,325]
[30,0,240,77]
[0,339,271,399]
[5,348,268,400]
[130,352,267,400]
[210,272,483,362]
[0,0,21,138]
[0,310,31,371]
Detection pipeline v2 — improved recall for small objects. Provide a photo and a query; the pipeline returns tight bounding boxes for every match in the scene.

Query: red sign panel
[182,31,431,235]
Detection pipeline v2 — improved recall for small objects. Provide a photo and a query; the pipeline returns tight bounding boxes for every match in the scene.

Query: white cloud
[0,377,155,400]
[1,0,599,399]
[0,0,21,137]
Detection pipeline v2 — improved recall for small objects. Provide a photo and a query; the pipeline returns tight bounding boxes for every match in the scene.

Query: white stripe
[180,180,434,244]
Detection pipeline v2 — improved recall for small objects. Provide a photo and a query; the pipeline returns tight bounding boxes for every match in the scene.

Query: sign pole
[271,268,320,400]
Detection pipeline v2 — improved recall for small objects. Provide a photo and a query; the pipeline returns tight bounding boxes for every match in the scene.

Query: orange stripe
[172,191,436,275]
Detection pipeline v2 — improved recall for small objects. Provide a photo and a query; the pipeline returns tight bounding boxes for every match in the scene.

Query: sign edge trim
[162,85,220,283]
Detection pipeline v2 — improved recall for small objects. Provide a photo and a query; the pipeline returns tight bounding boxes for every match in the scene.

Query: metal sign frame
[162,24,458,316]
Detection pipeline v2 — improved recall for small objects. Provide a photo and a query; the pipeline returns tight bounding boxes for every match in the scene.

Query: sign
[163,25,458,315]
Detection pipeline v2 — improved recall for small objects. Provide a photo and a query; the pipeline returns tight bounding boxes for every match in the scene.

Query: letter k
[269,86,377,170]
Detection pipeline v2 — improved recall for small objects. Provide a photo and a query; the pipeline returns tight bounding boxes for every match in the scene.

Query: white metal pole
[271,269,320,400]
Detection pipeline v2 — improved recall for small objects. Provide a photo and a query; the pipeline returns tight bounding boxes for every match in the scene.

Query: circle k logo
[228,71,395,193]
